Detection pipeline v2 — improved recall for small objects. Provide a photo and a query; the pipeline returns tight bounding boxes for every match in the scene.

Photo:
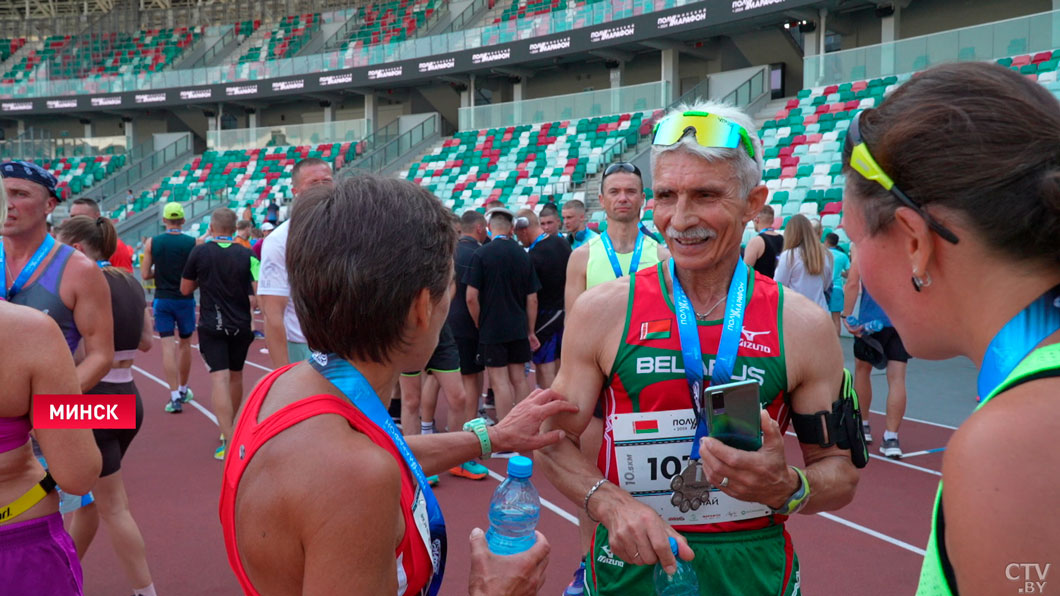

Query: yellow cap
[162,202,185,220]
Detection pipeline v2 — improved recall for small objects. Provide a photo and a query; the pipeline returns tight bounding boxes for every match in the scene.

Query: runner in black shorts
[56,215,157,595]
[399,324,487,483]
[181,208,259,461]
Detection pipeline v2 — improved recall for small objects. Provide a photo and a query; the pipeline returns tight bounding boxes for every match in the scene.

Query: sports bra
[0,415,30,454]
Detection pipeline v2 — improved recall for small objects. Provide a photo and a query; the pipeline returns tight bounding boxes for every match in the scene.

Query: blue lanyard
[669,257,750,459]
[166,229,182,235]
[528,233,548,251]
[978,286,1060,400]
[96,260,111,268]
[212,235,234,243]
[761,228,775,233]
[0,235,55,300]
[601,231,645,279]
[308,354,446,595]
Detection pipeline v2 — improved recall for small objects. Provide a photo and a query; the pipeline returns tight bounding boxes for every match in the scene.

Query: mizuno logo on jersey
[739,329,773,355]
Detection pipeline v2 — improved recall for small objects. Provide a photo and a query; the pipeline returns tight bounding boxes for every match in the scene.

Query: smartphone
[703,379,762,451]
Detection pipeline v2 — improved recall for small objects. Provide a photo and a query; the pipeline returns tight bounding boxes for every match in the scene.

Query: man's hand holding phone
[697,410,800,510]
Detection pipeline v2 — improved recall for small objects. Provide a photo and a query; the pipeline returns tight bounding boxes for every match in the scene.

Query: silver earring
[911,268,932,292]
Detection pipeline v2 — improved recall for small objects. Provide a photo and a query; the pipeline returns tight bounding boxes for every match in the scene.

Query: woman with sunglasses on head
[0,184,101,595]
[839,61,1060,595]
[56,216,157,596]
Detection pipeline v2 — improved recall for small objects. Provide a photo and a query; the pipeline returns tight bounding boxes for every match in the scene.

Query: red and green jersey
[599,262,790,533]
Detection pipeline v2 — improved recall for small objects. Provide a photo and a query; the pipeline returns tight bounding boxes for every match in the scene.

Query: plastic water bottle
[846,315,884,333]
[486,455,540,555]
[653,537,699,596]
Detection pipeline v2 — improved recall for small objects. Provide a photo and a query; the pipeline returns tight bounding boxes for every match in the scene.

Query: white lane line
[485,468,579,526]
[900,447,947,459]
[868,410,959,431]
[132,365,219,425]
[785,431,942,476]
[816,512,926,556]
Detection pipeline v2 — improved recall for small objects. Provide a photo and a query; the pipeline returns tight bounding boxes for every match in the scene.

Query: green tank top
[917,343,1060,595]
[585,232,662,290]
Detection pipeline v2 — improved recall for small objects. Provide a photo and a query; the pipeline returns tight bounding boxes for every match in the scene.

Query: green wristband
[771,466,811,516]
[462,417,492,458]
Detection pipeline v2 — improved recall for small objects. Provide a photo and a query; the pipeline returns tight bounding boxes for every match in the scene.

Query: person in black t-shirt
[181,208,259,461]
[514,208,570,389]
[466,208,541,422]
[742,204,784,277]
[448,210,489,416]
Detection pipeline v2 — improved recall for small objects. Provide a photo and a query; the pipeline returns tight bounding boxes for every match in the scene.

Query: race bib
[610,409,771,525]
[411,487,439,572]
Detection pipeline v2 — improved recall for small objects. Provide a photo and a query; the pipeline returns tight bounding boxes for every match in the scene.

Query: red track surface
[80,333,951,595]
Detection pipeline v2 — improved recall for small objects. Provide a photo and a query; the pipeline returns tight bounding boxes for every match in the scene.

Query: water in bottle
[653,537,699,596]
[486,455,540,555]
[846,315,883,333]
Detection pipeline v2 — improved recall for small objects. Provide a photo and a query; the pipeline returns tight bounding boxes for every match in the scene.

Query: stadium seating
[491,0,605,24]
[751,48,1060,250]
[1,29,199,82]
[0,155,128,200]
[109,141,365,223]
[336,0,441,55]
[403,111,661,213]
[0,38,26,62]
[236,14,320,64]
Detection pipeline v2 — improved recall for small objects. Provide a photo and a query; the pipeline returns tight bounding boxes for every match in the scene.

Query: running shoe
[164,399,183,413]
[179,388,194,403]
[862,421,873,444]
[563,561,586,596]
[449,461,489,480]
[484,389,495,409]
[427,475,439,487]
[215,443,226,460]
[253,330,265,340]
[478,408,497,426]
[879,437,902,459]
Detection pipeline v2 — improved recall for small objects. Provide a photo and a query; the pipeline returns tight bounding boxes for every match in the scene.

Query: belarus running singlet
[917,343,1060,596]
[600,262,789,533]
[10,243,81,353]
[585,233,663,290]
[220,365,435,596]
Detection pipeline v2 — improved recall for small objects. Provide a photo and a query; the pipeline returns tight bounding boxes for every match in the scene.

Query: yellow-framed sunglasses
[652,111,756,159]
[845,111,959,244]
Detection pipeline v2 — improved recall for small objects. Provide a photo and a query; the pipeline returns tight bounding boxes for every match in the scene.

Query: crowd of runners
[1,61,1058,596]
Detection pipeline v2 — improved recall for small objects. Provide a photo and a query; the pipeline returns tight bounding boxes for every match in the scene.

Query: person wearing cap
[2,159,114,554]
[537,102,859,595]
[465,207,541,423]
[141,201,197,413]
[842,245,910,458]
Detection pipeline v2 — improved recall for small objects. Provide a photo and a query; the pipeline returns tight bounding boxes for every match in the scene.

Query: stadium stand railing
[0,0,692,98]
[458,80,670,131]
[804,8,1060,88]
[206,118,368,152]
[343,113,440,176]
[81,133,194,212]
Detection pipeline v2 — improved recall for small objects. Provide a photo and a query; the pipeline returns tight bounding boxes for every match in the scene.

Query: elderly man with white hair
[537,102,862,595]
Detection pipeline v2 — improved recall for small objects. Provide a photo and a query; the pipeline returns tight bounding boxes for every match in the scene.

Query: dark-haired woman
[839,61,1060,595]
[57,216,157,596]
[220,175,576,595]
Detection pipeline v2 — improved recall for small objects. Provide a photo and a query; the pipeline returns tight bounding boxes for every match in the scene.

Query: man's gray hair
[650,100,764,198]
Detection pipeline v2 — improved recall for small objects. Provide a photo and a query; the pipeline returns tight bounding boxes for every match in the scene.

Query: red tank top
[601,263,790,533]
[219,365,434,595]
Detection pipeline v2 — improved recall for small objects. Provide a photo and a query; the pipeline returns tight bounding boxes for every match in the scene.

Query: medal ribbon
[978,286,1060,400]
[0,234,55,300]
[309,354,446,595]
[601,231,645,279]
[669,257,749,460]
[528,233,548,251]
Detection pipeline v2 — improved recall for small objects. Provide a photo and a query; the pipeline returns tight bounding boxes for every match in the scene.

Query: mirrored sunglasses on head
[603,162,642,179]
[844,110,959,245]
[651,111,755,159]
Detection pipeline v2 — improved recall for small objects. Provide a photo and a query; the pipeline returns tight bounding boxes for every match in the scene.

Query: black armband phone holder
[789,369,869,469]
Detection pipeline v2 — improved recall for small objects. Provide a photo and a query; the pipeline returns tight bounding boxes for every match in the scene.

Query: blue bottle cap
[668,536,679,557]
[507,455,533,478]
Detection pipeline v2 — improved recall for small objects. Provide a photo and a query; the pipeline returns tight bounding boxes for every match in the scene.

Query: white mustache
[665,226,716,241]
